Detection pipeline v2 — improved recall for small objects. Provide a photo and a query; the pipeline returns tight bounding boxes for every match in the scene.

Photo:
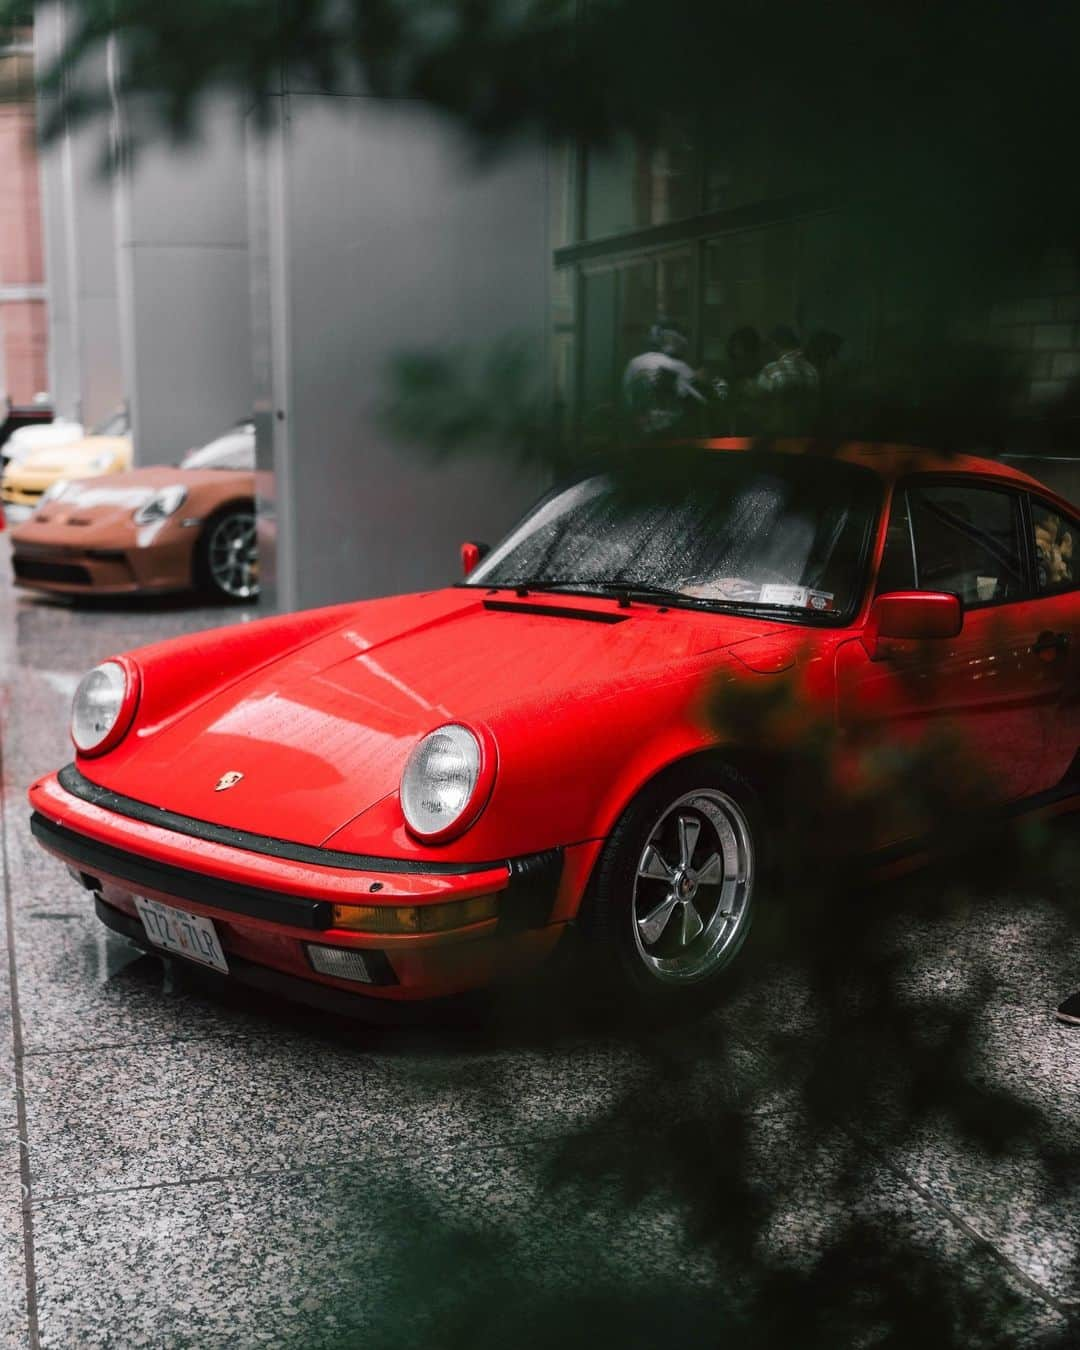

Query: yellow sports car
[1,408,132,513]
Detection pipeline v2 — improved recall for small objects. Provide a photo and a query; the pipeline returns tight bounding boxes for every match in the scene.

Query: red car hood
[82,589,790,848]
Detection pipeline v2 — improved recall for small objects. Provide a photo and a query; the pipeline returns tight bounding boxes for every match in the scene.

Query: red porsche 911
[27,442,1079,1013]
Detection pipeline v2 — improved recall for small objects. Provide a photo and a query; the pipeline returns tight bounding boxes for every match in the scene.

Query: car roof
[690,438,1068,499]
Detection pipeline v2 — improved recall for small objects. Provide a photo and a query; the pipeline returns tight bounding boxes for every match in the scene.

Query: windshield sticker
[704,577,762,601]
[758,584,835,611]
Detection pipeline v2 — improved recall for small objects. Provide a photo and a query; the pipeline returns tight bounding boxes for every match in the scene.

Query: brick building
[0,28,47,407]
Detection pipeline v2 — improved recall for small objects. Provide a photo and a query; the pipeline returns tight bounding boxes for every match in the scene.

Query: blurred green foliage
[8,0,1080,298]
[7,3,1080,1343]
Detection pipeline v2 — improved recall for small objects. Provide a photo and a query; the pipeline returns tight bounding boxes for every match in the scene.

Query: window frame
[881,474,1035,613]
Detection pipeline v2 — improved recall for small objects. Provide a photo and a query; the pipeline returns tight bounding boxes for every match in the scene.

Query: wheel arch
[191,496,257,590]
[565,738,791,914]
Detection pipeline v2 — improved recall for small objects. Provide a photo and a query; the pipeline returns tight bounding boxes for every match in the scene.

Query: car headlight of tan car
[132,485,188,526]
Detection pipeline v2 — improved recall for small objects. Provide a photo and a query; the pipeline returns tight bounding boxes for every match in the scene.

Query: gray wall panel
[116,99,253,465]
[118,112,249,249]
[261,94,549,611]
[124,245,252,462]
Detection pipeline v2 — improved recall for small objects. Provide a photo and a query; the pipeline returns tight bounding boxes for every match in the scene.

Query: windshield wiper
[718,602,837,624]
[493,579,730,611]
[492,579,686,606]
[473,580,839,623]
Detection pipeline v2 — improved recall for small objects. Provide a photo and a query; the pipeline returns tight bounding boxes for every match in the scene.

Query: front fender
[325,655,749,863]
[87,601,366,754]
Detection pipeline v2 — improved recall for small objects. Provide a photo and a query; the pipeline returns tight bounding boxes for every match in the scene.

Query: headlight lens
[89,451,115,473]
[71,660,137,754]
[401,724,485,839]
[133,485,187,526]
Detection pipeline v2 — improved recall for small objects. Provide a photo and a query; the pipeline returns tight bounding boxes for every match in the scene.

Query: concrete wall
[35,4,252,457]
[250,94,550,612]
[115,100,252,465]
[34,4,122,427]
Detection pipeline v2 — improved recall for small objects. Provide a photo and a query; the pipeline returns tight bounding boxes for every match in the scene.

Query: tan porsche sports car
[9,422,257,602]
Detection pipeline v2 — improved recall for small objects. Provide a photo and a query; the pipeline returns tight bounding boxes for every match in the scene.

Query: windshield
[91,409,129,437]
[468,450,880,621]
[180,423,255,470]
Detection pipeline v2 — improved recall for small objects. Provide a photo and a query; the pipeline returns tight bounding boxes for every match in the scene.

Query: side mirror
[862,590,963,661]
[461,540,490,577]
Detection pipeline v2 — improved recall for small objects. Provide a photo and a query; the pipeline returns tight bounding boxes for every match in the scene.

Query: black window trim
[890,473,1036,613]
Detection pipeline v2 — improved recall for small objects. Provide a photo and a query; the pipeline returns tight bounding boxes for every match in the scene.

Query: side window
[875,489,917,593]
[907,483,1025,607]
[1031,499,1077,594]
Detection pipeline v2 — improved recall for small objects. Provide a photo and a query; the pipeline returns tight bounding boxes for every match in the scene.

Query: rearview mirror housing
[461,540,490,577]
[863,591,963,661]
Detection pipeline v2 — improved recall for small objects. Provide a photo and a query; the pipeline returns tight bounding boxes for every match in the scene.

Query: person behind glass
[757,325,821,393]
[805,329,844,386]
[708,326,763,433]
[622,318,706,439]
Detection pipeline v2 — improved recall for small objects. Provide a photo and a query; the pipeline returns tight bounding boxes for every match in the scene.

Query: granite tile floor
[0,533,1077,1348]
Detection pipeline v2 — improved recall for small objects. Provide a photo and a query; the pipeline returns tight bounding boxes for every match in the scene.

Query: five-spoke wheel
[632,790,753,984]
[580,762,762,1007]
[196,507,258,602]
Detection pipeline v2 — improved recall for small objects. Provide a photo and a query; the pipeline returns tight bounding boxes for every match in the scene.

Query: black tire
[194,504,258,603]
[578,758,767,1013]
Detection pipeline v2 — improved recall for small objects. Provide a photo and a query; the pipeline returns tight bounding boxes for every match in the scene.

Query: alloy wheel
[631,788,754,984]
[207,512,258,599]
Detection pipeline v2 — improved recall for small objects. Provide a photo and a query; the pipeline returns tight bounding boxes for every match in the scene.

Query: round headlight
[133,485,187,526]
[71,660,138,755]
[401,724,491,840]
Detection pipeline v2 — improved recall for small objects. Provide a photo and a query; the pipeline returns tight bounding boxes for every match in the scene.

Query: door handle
[1032,630,1070,659]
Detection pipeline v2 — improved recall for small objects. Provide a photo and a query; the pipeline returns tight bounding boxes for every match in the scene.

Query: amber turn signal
[330,894,498,934]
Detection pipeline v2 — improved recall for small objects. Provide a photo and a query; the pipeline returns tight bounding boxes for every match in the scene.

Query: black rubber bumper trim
[33,805,567,936]
[56,763,509,877]
[93,897,426,1019]
[32,813,333,930]
[497,848,564,933]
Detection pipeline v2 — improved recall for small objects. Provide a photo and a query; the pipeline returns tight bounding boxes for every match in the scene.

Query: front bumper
[29,769,578,1003]
[11,532,196,595]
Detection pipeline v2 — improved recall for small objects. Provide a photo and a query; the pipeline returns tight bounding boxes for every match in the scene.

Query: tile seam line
[27,1104,805,1205]
[21,1033,248,1057]
[733,1030,1074,1318]
[0,726,42,1347]
[867,1140,1072,1317]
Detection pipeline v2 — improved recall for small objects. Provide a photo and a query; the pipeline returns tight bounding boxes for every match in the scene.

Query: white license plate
[133,897,229,974]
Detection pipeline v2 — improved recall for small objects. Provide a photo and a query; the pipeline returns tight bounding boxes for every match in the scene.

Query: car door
[837,477,1048,831]
[1027,494,1080,790]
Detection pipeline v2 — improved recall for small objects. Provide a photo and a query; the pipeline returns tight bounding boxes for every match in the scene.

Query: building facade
[0,27,48,407]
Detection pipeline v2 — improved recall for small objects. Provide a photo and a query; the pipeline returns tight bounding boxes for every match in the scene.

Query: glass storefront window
[552,266,577,440]
[701,225,797,373]
[549,144,578,250]
[705,125,827,214]
[584,129,700,240]
[579,249,695,442]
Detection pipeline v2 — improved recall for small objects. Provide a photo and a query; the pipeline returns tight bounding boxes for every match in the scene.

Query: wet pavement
[0,532,1078,1348]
